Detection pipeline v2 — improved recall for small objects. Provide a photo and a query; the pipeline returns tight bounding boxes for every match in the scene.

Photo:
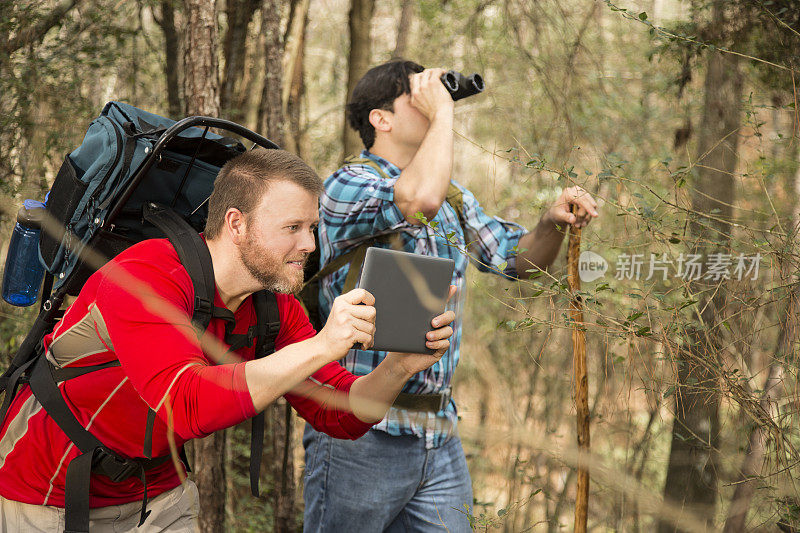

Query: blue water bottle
[2,200,46,306]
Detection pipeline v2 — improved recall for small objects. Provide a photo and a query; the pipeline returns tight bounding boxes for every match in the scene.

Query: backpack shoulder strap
[344,156,390,180]
[28,354,159,532]
[252,290,281,358]
[348,156,469,236]
[445,182,470,240]
[249,289,281,497]
[141,202,216,460]
[142,202,215,330]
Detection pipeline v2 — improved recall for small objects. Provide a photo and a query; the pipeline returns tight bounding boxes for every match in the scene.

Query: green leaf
[498,261,508,272]
[638,11,648,20]
[501,320,516,331]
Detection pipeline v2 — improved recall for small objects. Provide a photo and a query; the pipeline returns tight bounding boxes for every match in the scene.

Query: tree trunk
[392,0,413,58]
[183,1,224,531]
[257,0,284,146]
[722,352,789,532]
[658,4,744,529]
[256,2,298,529]
[221,0,260,123]
[156,0,182,118]
[341,0,374,160]
[722,126,800,532]
[282,0,309,157]
[183,0,220,117]
[265,400,297,531]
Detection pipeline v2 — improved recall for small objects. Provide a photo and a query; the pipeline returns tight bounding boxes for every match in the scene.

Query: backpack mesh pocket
[40,155,87,269]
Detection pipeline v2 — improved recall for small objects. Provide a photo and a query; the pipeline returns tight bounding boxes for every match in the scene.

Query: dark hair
[204,148,323,239]
[346,59,425,149]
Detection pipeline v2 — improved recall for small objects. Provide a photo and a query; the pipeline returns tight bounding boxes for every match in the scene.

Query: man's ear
[369,108,392,134]
[225,207,247,245]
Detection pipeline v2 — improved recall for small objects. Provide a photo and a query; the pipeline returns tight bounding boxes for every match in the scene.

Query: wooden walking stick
[567,211,590,533]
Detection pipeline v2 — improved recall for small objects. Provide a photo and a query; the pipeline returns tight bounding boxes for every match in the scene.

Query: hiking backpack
[0,102,282,533]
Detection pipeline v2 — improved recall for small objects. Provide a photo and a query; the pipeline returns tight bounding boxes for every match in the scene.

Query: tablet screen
[357,247,455,354]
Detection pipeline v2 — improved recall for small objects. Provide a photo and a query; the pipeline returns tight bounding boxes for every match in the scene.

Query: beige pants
[0,480,199,532]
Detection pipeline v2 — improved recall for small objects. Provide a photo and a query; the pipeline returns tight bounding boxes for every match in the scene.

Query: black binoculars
[440,71,485,101]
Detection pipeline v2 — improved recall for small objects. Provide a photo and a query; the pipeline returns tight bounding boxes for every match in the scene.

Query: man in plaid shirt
[304,59,599,532]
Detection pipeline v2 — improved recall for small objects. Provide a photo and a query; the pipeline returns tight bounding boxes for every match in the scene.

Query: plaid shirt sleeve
[455,181,528,278]
[321,164,411,250]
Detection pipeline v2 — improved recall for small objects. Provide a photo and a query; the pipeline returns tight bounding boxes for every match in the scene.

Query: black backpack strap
[0,294,64,394]
[51,360,121,382]
[143,408,157,459]
[63,447,150,533]
[142,409,191,475]
[249,413,266,498]
[28,355,157,532]
[0,291,66,429]
[248,290,281,497]
[0,357,36,424]
[253,291,281,357]
[142,203,215,330]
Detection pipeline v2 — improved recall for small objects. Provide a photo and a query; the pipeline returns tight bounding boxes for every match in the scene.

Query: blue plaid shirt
[318,150,527,448]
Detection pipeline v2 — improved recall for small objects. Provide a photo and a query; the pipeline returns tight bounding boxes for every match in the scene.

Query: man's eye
[287,225,299,231]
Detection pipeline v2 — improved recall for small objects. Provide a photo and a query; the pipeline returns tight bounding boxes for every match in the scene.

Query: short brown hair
[204,149,323,239]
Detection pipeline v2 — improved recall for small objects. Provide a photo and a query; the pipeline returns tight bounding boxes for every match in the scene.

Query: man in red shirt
[0,148,455,531]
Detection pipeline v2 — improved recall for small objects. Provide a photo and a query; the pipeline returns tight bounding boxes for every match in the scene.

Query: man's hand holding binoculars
[409,68,454,122]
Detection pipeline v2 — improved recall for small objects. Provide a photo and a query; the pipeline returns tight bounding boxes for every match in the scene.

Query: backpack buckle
[194,296,213,317]
[94,447,139,482]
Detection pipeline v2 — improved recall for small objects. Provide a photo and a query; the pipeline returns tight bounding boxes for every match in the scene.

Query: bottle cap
[16,200,46,228]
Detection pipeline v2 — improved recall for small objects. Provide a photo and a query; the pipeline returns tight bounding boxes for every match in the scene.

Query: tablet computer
[357,247,455,354]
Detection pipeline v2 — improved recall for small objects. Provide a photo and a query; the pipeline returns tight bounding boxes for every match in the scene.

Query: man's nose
[300,229,316,253]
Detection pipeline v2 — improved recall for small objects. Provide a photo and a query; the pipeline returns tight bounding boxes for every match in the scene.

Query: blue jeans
[302,425,473,532]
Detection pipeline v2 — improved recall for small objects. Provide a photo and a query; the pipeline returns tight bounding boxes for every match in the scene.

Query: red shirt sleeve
[276,295,373,440]
[93,245,255,440]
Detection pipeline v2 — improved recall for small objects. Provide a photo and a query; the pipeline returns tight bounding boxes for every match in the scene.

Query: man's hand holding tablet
[383,284,457,376]
[317,288,378,356]
[320,280,456,424]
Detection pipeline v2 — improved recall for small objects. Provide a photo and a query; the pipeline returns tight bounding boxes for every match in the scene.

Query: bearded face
[232,179,318,295]
[239,229,307,294]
